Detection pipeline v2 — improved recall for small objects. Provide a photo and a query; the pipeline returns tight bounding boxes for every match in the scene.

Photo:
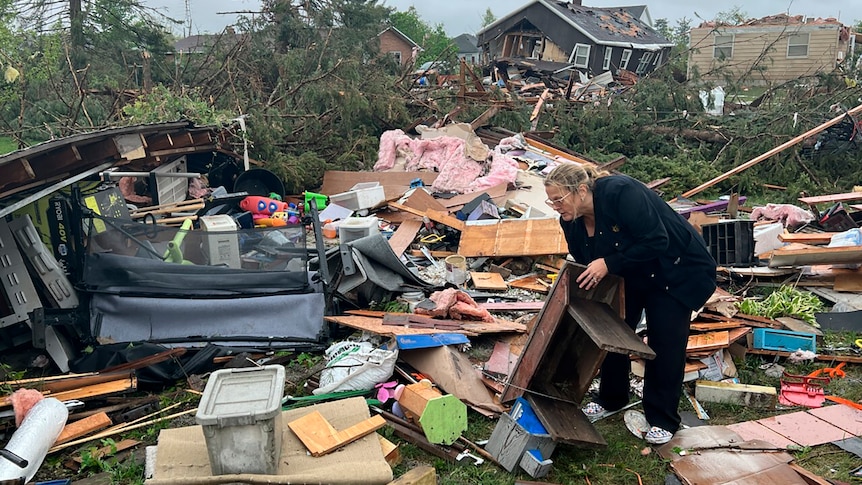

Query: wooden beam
[387,466,436,485]
[677,102,862,200]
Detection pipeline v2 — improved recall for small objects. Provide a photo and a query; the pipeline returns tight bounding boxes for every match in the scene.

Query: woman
[544,164,716,445]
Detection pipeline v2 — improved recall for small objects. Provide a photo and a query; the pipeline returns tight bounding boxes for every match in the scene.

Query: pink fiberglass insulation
[10,389,44,427]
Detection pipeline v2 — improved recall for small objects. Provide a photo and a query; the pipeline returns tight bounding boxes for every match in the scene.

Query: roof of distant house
[479,0,672,49]
[379,26,421,48]
[452,33,478,53]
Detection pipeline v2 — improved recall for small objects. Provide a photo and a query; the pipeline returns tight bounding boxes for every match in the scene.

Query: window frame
[570,43,591,68]
[713,34,734,59]
[787,32,810,58]
[620,49,632,70]
[635,51,654,74]
[389,50,402,65]
[602,46,613,70]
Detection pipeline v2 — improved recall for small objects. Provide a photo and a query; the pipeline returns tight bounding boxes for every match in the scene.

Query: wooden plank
[55,412,113,445]
[526,394,606,447]
[378,434,401,467]
[1,376,137,408]
[686,330,730,353]
[403,189,446,213]
[470,272,508,291]
[480,301,545,311]
[745,348,862,364]
[798,191,862,205]
[457,218,567,257]
[507,275,550,294]
[769,245,862,268]
[690,321,743,331]
[778,232,833,245]
[288,411,386,456]
[387,465,436,485]
[568,302,655,359]
[388,218,422,257]
[425,209,466,232]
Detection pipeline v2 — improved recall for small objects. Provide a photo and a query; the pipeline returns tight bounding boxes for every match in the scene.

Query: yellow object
[4,65,20,83]
[548,273,558,284]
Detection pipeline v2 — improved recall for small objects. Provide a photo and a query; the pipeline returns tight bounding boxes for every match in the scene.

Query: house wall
[378,30,413,66]
[688,23,844,84]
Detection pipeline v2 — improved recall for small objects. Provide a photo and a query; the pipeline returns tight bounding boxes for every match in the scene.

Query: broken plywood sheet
[835,272,862,292]
[441,182,508,209]
[403,188,447,213]
[686,330,730,352]
[326,315,526,337]
[388,218,423,257]
[507,275,550,294]
[725,421,799,449]
[655,426,806,485]
[769,245,862,268]
[458,218,567,257]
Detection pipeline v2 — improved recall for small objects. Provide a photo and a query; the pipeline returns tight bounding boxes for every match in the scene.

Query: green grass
[387,350,862,485]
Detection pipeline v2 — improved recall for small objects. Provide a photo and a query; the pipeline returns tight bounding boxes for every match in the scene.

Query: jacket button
[615,242,619,247]
[650,274,655,278]
[665,286,669,290]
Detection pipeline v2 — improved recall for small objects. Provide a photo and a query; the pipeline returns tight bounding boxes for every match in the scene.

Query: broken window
[787,33,809,58]
[713,34,733,59]
[620,49,632,70]
[571,43,590,68]
[602,46,613,70]
[636,52,654,74]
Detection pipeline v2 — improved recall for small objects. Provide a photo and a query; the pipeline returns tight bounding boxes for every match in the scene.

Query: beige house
[688,14,855,85]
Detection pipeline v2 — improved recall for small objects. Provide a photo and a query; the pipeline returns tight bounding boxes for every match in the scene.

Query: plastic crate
[195,365,286,475]
[329,182,385,211]
[338,216,379,243]
[484,398,556,472]
[702,220,755,267]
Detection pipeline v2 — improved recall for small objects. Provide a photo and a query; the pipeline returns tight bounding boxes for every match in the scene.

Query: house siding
[689,23,845,84]
[378,30,413,66]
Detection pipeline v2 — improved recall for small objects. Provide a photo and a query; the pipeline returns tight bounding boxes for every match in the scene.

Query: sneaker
[644,426,673,445]
[582,401,609,421]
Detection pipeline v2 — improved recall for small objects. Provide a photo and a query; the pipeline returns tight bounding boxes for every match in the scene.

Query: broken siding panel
[690,25,843,83]
[542,38,568,63]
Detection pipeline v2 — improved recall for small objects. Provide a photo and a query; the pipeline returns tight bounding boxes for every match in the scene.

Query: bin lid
[196,365,285,426]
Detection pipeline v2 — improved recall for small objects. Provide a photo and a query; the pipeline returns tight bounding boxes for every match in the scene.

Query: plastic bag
[827,228,862,247]
[313,341,398,395]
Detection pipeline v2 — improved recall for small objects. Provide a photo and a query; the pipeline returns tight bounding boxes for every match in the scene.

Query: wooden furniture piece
[501,262,655,447]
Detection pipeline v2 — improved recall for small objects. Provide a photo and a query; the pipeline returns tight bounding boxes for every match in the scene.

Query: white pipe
[0,398,69,482]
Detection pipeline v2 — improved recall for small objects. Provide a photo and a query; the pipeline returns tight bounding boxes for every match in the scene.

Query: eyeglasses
[545,192,571,207]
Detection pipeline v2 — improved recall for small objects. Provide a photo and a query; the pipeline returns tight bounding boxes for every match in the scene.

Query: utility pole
[185,0,192,37]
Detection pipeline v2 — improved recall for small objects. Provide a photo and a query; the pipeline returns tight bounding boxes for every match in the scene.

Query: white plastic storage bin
[329,182,385,211]
[195,365,286,475]
[199,215,241,269]
[338,216,379,243]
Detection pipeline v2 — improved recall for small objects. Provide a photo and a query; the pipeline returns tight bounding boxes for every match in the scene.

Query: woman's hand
[577,258,609,290]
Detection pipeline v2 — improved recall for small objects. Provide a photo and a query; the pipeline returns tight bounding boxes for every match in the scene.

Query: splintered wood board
[55,412,113,445]
[457,218,567,257]
[687,330,730,352]
[798,191,862,205]
[288,411,386,456]
[778,232,832,245]
[470,271,508,291]
[835,272,862,292]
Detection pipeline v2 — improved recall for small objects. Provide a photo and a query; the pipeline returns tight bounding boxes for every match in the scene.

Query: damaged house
[688,14,857,85]
[476,0,673,79]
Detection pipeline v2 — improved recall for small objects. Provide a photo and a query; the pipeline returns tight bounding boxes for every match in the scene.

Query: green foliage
[295,352,321,369]
[120,85,234,126]
[481,8,497,28]
[390,6,455,66]
[736,285,824,324]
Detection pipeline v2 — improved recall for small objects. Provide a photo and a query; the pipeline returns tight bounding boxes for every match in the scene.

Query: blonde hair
[544,163,609,193]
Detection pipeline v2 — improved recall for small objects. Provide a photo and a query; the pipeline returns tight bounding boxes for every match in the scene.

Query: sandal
[582,402,609,421]
[644,426,673,445]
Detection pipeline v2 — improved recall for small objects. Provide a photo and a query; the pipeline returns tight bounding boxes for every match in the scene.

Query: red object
[240,196,289,215]
[779,372,830,408]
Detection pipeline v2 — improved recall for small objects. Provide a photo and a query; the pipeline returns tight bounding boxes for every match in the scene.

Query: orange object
[808,362,846,379]
[825,395,862,411]
[240,196,290,215]
[255,217,288,227]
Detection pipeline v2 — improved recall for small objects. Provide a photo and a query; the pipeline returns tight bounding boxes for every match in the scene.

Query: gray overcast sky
[157,0,862,37]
